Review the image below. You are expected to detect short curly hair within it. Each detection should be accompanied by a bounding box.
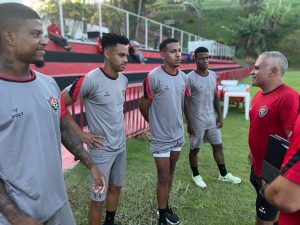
[101,33,130,50]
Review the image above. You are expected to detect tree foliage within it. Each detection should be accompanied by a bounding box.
[234,0,296,56]
[37,0,97,24]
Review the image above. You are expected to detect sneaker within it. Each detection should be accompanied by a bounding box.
[64,46,72,51]
[166,207,180,225]
[157,220,167,225]
[157,207,180,225]
[192,175,207,188]
[218,173,241,184]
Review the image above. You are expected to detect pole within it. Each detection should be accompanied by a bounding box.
[59,0,64,37]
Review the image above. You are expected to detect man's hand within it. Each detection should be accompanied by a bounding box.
[10,213,42,225]
[80,132,104,148]
[216,117,223,128]
[89,165,106,193]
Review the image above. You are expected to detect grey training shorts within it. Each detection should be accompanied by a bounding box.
[89,148,126,201]
[190,127,222,150]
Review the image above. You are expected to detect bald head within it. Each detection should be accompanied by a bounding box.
[0,3,40,33]
[259,51,288,76]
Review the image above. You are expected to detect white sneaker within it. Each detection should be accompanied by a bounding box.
[192,175,207,188]
[218,173,241,184]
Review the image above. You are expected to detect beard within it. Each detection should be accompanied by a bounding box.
[33,60,45,68]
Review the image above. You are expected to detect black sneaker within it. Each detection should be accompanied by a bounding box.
[158,220,167,225]
[165,207,180,225]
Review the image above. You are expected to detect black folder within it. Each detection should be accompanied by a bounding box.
[261,135,289,183]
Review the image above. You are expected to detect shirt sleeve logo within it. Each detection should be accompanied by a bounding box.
[47,96,59,112]
[259,105,268,117]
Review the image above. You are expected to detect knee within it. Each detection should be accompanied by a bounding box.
[212,144,223,152]
[108,185,121,194]
[90,200,103,209]
[190,148,200,155]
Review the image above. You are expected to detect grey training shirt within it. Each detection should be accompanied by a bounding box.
[142,66,189,149]
[67,68,128,152]
[186,70,218,130]
[0,71,67,223]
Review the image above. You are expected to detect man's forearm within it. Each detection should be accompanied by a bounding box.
[0,180,22,223]
[214,93,222,118]
[60,117,94,169]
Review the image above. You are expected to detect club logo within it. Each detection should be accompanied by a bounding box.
[47,96,59,112]
[259,105,268,117]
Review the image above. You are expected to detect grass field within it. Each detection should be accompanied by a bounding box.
[64,69,300,225]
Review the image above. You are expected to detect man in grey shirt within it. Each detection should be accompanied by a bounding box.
[140,38,190,225]
[0,3,105,225]
[62,33,129,225]
[184,46,241,188]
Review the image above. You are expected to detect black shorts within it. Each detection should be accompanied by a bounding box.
[249,169,278,221]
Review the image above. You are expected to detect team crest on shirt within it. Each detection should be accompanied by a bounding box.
[47,96,59,112]
[259,105,268,117]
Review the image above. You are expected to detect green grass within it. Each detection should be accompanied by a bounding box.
[64,69,300,225]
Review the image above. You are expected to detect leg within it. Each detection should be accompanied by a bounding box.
[212,144,241,183]
[88,150,116,225]
[189,148,200,176]
[250,169,277,225]
[103,184,121,225]
[103,150,126,225]
[212,143,225,165]
[169,151,180,192]
[49,35,64,48]
[89,200,104,225]
[106,184,121,211]
[189,131,207,188]
[154,157,171,209]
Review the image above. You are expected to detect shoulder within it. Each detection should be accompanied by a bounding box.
[149,66,162,75]
[34,71,59,92]
[34,70,56,84]
[281,85,298,95]
[208,70,216,77]
[119,73,128,82]
[148,66,163,79]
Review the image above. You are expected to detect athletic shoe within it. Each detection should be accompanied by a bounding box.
[166,207,180,225]
[157,207,180,225]
[192,175,207,188]
[218,173,241,184]
[157,220,167,225]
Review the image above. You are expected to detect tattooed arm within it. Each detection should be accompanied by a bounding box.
[0,180,42,225]
[60,117,105,193]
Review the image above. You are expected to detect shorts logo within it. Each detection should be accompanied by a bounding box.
[258,206,266,214]
[259,105,268,117]
[47,96,59,112]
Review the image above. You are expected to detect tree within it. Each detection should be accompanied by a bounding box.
[234,0,296,57]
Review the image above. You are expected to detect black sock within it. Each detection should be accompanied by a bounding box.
[191,166,199,177]
[274,222,278,225]
[104,210,116,225]
[217,164,227,177]
[158,208,167,223]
